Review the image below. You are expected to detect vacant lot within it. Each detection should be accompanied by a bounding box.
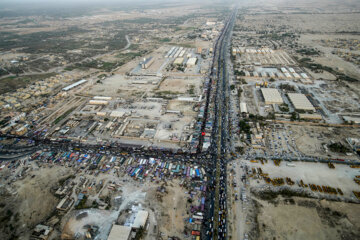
[253,196,360,240]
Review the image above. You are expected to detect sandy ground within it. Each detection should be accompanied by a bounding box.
[0,165,74,240]
[159,76,203,95]
[145,180,188,239]
[290,125,360,159]
[249,160,360,199]
[299,34,360,79]
[255,196,360,240]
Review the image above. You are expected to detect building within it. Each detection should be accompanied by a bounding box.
[173,58,184,65]
[288,93,315,111]
[346,138,360,152]
[186,58,198,67]
[107,225,132,240]
[240,102,248,113]
[342,115,360,124]
[94,96,112,100]
[89,100,109,105]
[31,224,53,240]
[141,57,155,69]
[261,88,283,104]
[178,97,195,102]
[300,73,309,79]
[132,210,149,229]
[110,111,125,118]
[56,196,74,211]
[299,113,322,120]
[62,79,87,91]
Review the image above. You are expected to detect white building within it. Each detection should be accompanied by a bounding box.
[288,93,315,111]
[107,225,132,240]
[186,57,198,67]
[240,102,248,113]
[261,88,283,104]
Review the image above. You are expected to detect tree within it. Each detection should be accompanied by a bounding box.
[290,112,297,121]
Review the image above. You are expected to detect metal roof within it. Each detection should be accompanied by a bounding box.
[261,88,283,104]
[288,93,315,111]
[107,225,132,240]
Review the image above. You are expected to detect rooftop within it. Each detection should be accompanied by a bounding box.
[261,88,283,104]
[107,225,132,240]
[288,93,315,111]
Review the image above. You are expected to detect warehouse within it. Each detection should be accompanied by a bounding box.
[141,57,155,69]
[299,113,322,120]
[300,73,309,79]
[261,88,283,104]
[288,93,315,111]
[89,100,109,105]
[110,111,125,118]
[107,225,132,240]
[132,210,149,229]
[62,79,87,91]
[173,57,184,65]
[94,96,112,100]
[186,57,198,67]
[240,102,248,113]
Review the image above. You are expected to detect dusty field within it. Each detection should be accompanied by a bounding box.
[159,76,203,95]
[253,196,360,240]
[242,12,360,33]
[0,165,74,240]
[89,74,160,96]
[159,78,190,93]
[145,180,188,239]
[167,100,196,116]
[248,160,360,199]
[289,125,360,159]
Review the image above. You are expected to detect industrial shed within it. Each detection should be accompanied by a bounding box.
[186,57,198,67]
[107,225,132,240]
[110,111,125,118]
[62,79,87,91]
[288,93,315,111]
[299,113,322,120]
[132,210,149,229]
[89,100,109,105]
[261,88,283,104]
[173,57,184,65]
[240,102,248,113]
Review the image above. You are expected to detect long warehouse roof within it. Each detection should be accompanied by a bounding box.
[261,88,283,104]
[288,93,315,111]
[62,79,87,91]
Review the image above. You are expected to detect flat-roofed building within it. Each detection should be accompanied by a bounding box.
[107,225,132,240]
[62,79,87,91]
[299,113,322,120]
[186,57,198,67]
[173,58,184,65]
[240,102,248,113]
[132,210,149,229]
[288,93,315,111]
[261,88,283,104]
[89,100,109,105]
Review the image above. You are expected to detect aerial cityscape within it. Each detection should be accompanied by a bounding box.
[0,0,359,239]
